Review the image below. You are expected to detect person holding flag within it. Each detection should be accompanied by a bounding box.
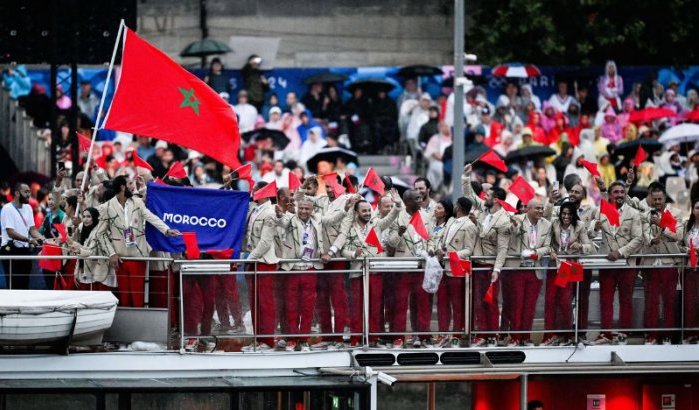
[385,189,434,348]
[638,183,683,345]
[95,176,181,308]
[505,199,552,346]
[428,197,478,348]
[243,181,280,351]
[592,180,643,345]
[543,202,593,346]
[462,165,512,347]
[682,200,699,344]
[338,190,402,348]
[275,197,330,351]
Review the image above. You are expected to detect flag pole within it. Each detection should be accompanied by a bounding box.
[77,19,126,212]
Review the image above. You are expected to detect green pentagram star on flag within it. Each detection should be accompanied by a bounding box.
[178,87,201,115]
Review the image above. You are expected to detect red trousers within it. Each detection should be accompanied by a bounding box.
[350,274,383,342]
[544,270,573,338]
[509,270,542,341]
[274,273,288,333]
[391,272,431,334]
[684,269,699,334]
[437,275,465,332]
[286,269,317,341]
[315,261,349,339]
[245,263,277,346]
[599,268,636,334]
[183,275,215,335]
[116,260,147,307]
[149,269,169,308]
[576,270,593,331]
[644,267,678,337]
[76,281,114,292]
[216,273,243,328]
[499,272,514,333]
[473,267,500,334]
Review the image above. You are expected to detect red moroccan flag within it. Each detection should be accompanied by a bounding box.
[580,159,601,177]
[182,232,200,260]
[102,27,241,169]
[633,146,647,167]
[364,227,384,254]
[76,132,92,153]
[509,176,535,204]
[496,199,517,213]
[52,223,68,243]
[288,172,301,192]
[484,283,495,304]
[600,199,620,227]
[448,252,472,277]
[409,211,430,240]
[232,163,254,192]
[165,162,187,179]
[478,149,507,172]
[659,210,677,233]
[131,150,154,171]
[554,260,584,288]
[344,174,357,193]
[252,181,278,201]
[205,248,234,259]
[362,167,385,195]
[691,240,697,269]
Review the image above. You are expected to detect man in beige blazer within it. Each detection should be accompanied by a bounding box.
[505,199,552,345]
[97,176,180,308]
[593,180,643,345]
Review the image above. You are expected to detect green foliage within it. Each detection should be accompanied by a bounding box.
[466,0,699,65]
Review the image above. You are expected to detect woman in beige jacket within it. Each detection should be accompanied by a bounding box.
[68,207,116,290]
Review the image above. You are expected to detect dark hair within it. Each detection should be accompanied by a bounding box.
[13,182,25,195]
[79,207,100,245]
[414,177,431,191]
[563,173,582,192]
[528,400,544,410]
[112,175,128,192]
[354,199,369,212]
[456,197,472,215]
[559,201,580,227]
[65,195,78,210]
[343,175,358,190]
[438,199,454,220]
[471,181,483,196]
[492,187,507,201]
[608,180,626,192]
[648,182,665,195]
[687,200,699,233]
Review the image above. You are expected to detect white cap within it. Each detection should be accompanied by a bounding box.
[155,140,168,150]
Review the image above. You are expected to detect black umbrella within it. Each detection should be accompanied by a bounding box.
[505,146,556,164]
[241,128,290,150]
[303,72,349,85]
[614,139,664,157]
[398,65,443,78]
[180,39,232,58]
[463,145,492,164]
[306,147,359,174]
[346,78,396,95]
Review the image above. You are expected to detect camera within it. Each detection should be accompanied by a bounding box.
[377,372,397,386]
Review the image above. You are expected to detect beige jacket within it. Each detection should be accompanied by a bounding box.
[96,196,170,258]
[386,209,433,257]
[640,206,684,266]
[245,201,280,264]
[550,219,594,257]
[597,204,643,264]
[277,213,325,271]
[544,202,599,240]
[431,216,478,276]
[74,222,115,286]
[474,208,512,271]
[340,204,401,274]
[505,215,552,270]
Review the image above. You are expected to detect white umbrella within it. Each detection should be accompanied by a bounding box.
[658,123,699,145]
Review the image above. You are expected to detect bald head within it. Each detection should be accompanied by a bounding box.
[379,195,393,217]
[526,199,544,223]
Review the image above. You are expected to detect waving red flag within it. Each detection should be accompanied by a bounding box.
[496,199,517,213]
[409,211,430,240]
[362,167,385,195]
[478,149,507,172]
[580,159,601,177]
[182,232,201,260]
[600,199,620,227]
[253,181,278,201]
[691,240,698,269]
[509,176,535,204]
[102,27,241,169]
[76,132,92,153]
[633,146,648,167]
[322,173,345,197]
[52,223,68,243]
[344,174,357,193]
[165,162,187,179]
[659,210,677,233]
[364,227,384,254]
[131,150,154,171]
[233,163,252,179]
[288,172,301,192]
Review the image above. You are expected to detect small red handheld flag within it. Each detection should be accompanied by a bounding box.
[509,176,535,205]
[633,146,647,167]
[52,223,68,243]
[554,260,584,288]
[362,167,385,195]
[182,232,200,260]
[496,199,517,213]
[205,248,234,259]
[252,181,278,201]
[233,163,252,180]
[484,283,495,304]
[38,244,63,271]
[600,199,620,227]
[448,252,472,277]
[165,162,187,179]
[132,151,154,171]
[659,210,677,233]
[580,159,601,177]
[478,149,508,172]
[288,172,301,192]
[691,240,698,269]
[76,132,92,153]
[344,174,357,194]
[409,211,430,240]
[365,227,384,254]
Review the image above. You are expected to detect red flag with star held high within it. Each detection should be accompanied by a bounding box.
[600,199,620,227]
[288,171,301,192]
[633,146,648,167]
[253,181,278,201]
[509,176,536,205]
[131,150,154,171]
[409,211,430,240]
[477,149,508,172]
[102,27,241,169]
[580,159,601,177]
[165,161,187,179]
[362,167,385,195]
[364,227,384,254]
[76,132,92,153]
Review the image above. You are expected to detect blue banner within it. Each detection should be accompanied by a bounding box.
[145,183,250,257]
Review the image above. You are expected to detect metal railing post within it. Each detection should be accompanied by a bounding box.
[363,256,370,347]
[178,265,185,353]
[253,260,258,350]
[464,269,471,343]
